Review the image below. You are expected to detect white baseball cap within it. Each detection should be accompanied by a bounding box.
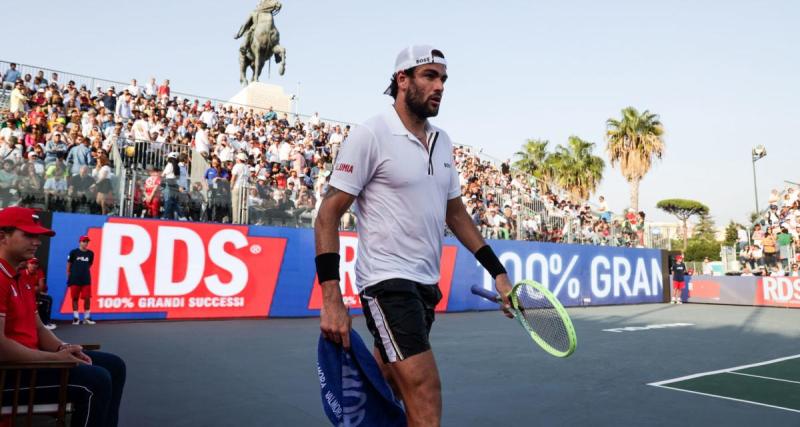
[384,45,447,95]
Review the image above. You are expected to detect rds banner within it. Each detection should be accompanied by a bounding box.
[688,275,800,308]
[46,213,666,320]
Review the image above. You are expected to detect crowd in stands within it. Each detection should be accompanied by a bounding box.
[1,64,118,214]
[738,185,800,276]
[1,62,647,246]
[453,147,646,246]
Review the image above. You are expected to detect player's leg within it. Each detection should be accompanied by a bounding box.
[373,346,402,400]
[384,349,441,427]
[359,280,443,426]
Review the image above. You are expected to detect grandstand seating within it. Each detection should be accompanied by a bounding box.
[0,60,659,248]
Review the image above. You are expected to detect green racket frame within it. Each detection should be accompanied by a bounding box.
[510,280,577,358]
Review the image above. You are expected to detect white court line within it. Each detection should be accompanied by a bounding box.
[651,384,800,414]
[647,354,800,414]
[728,371,800,385]
[648,353,800,386]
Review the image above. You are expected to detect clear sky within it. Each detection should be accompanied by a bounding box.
[3,0,798,227]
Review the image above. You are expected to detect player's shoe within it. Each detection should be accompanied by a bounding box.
[44,323,57,330]
[82,318,96,325]
[676,300,683,305]
[670,298,676,304]
[72,318,80,325]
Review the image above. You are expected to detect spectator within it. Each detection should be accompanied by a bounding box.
[144,77,157,99]
[1,63,21,89]
[44,132,68,165]
[230,152,249,223]
[762,229,778,268]
[161,153,182,220]
[126,79,140,97]
[66,135,92,175]
[141,170,161,218]
[777,226,793,269]
[68,166,95,212]
[9,81,28,114]
[92,153,114,215]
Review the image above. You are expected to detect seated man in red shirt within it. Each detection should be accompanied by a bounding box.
[0,207,126,427]
[17,257,56,330]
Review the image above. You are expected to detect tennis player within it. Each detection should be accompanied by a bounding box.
[315,45,513,426]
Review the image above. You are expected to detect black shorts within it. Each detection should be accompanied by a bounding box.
[360,279,442,364]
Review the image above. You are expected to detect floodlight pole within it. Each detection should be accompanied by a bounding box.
[751,147,766,216]
[752,155,759,215]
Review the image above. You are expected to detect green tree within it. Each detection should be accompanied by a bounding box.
[657,199,710,251]
[693,213,717,241]
[514,139,553,192]
[548,136,605,202]
[724,221,741,247]
[681,238,721,262]
[606,107,665,211]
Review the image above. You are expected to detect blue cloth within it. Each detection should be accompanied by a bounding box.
[317,330,406,427]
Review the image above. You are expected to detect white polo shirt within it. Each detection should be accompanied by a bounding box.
[330,108,461,291]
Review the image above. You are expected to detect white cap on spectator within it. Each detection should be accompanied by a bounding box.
[383,45,447,95]
[237,152,248,161]
[167,152,179,159]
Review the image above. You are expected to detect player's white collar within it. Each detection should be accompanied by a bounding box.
[385,106,431,139]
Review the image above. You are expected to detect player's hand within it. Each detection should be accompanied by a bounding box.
[319,280,352,349]
[495,274,514,319]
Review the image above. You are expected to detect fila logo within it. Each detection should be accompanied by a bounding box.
[443,162,451,168]
[416,57,432,65]
[335,163,354,174]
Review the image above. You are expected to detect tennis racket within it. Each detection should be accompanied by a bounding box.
[471,280,577,358]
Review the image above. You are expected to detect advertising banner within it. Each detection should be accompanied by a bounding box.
[688,275,800,308]
[46,213,665,320]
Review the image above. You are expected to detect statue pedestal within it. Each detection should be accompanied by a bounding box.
[227,82,292,114]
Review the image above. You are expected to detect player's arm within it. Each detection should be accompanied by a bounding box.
[314,186,356,348]
[446,197,513,317]
[314,125,376,348]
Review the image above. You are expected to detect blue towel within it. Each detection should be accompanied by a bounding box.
[317,330,406,426]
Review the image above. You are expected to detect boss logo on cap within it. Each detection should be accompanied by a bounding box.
[416,57,432,65]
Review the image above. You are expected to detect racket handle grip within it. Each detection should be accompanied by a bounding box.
[471,285,500,303]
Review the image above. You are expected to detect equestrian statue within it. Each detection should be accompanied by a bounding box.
[235,0,287,85]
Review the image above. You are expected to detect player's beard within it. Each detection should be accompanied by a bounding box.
[404,80,440,119]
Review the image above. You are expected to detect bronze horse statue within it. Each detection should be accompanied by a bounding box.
[235,0,287,85]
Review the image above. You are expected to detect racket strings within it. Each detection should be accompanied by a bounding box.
[514,285,571,353]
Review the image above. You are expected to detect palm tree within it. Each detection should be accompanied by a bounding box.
[549,136,605,202]
[606,107,665,211]
[513,139,553,192]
